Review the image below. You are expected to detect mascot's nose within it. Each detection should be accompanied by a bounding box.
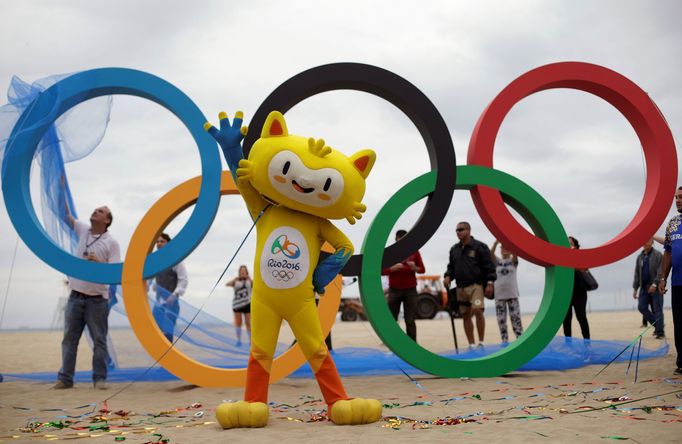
[296,176,313,188]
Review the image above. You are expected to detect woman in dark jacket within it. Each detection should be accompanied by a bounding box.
[562,236,591,339]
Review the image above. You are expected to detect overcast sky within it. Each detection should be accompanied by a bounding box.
[0,1,680,331]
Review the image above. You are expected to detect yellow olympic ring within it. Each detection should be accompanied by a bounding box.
[121,171,341,387]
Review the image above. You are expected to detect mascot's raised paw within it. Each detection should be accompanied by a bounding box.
[216,400,269,429]
[329,398,382,425]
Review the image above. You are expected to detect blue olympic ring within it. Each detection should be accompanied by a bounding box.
[1,68,221,284]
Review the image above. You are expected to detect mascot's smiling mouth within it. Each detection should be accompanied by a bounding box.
[292,180,314,194]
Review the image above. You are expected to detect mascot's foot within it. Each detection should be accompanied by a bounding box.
[215,400,269,429]
[329,398,382,425]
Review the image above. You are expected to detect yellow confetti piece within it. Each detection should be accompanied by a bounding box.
[285,417,304,422]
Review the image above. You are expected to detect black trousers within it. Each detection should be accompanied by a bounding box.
[563,290,591,340]
[387,287,418,341]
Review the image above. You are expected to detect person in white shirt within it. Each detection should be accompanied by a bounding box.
[226,265,253,347]
[55,205,120,390]
[490,240,523,344]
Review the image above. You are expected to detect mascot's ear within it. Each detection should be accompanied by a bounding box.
[349,149,376,179]
[260,111,289,138]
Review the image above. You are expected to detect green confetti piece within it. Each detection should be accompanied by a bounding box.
[406,401,432,407]
[601,436,629,440]
[472,394,481,400]
[382,403,401,409]
[642,406,652,414]
[517,415,551,420]
[114,438,126,442]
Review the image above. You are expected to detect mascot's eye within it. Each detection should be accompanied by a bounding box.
[282,161,291,175]
[323,178,332,192]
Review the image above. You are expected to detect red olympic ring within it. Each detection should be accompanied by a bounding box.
[468,62,678,268]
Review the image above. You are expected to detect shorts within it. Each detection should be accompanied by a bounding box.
[233,304,251,314]
[456,284,485,314]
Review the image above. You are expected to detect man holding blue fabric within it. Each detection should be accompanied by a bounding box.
[659,186,682,376]
[54,204,120,390]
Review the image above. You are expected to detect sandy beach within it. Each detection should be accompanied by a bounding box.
[1,309,680,443]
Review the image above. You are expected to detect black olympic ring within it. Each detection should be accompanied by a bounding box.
[243,63,457,276]
[272,270,295,281]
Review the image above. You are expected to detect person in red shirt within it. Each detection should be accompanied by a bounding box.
[382,230,425,341]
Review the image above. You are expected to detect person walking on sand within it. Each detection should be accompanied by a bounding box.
[226,265,253,347]
[443,222,496,349]
[658,186,682,375]
[490,240,523,344]
[151,233,188,343]
[382,229,425,342]
[633,238,664,339]
[562,236,591,340]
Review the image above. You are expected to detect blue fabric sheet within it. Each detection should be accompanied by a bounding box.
[3,336,668,382]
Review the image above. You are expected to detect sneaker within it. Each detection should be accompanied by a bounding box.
[655,334,665,339]
[477,343,485,349]
[53,380,73,389]
[674,368,682,376]
[93,380,108,390]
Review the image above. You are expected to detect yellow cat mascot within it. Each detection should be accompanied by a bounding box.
[204,110,382,428]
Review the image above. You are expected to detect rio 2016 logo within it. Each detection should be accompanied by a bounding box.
[1,62,676,386]
[271,234,301,259]
[261,227,308,290]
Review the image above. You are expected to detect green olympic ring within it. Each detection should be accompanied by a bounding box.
[360,165,574,377]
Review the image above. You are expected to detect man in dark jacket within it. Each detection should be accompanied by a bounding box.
[633,238,664,338]
[443,222,496,349]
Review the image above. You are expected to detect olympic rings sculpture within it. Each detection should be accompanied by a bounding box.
[1,62,677,384]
